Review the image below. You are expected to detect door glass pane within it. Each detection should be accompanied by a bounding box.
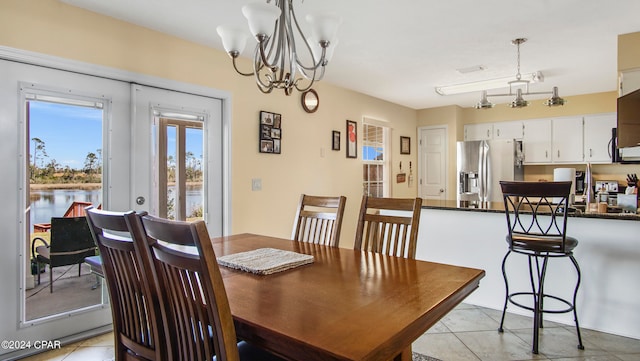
[27,99,103,321]
[160,119,204,221]
[185,127,203,221]
[166,125,177,219]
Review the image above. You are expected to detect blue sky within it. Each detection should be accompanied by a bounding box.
[30,101,102,169]
[30,101,203,169]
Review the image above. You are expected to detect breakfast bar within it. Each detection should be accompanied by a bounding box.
[415,200,640,340]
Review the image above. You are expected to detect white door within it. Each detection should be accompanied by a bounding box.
[0,59,126,356]
[418,126,447,200]
[131,84,224,235]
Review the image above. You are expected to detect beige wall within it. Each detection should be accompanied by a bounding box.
[0,0,418,248]
[618,31,640,71]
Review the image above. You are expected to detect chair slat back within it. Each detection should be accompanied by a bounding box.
[292,194,346,247]
[500,181,572,251]
[85,207,166,361]
[354,196,422,259]
[140,215,240,361]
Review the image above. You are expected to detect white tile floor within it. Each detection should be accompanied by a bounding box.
[18,303,640,361]
[413,303,640,361]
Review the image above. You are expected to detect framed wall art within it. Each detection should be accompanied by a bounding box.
[400,136,411,155]
[259,111,282,154]
[332,130,340,151]
[346,120,357,158]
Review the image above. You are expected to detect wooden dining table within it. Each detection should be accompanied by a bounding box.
[211,233,485,361]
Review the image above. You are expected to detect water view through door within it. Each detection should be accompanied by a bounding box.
[30,186,204,226]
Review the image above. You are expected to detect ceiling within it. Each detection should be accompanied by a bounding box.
[60,0,640,110]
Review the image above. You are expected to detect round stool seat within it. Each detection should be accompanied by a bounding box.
[507,235,578,254]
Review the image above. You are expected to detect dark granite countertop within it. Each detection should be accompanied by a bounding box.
[421,199,640,221]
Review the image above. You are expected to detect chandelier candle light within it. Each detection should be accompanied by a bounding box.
[217,0,341,95]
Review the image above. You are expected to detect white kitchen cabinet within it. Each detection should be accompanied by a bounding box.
[552,116,584,163]
[584,113,616,163]
[522,118,552,164]
[464,123,493,141]
[493,120,523,140]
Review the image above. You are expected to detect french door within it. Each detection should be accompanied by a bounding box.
[0,59,225,359]
[131,84,223,234]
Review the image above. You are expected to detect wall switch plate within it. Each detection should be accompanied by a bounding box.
[251,178,262,191]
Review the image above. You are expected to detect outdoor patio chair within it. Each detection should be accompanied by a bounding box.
[31,216,97,293]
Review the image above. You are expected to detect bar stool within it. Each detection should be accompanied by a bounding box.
[498,181,584,354]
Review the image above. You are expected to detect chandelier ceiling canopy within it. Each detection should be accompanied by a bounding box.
[217,0,341,95]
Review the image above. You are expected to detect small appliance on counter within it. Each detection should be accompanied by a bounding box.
[595,180,619,206]
[575,171,585,194]
[554,168,576,204]
[617,194,638,213]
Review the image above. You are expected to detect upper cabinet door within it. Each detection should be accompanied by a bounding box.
[584,113,616,163]
[464,123,493,141]
[522,118,552,164]
[494,120,523,140]
[552,116,584,163]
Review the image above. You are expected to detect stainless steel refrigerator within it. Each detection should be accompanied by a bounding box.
[457,139,524,204]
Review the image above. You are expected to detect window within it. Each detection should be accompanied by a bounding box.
[362,121,389,197]
[25,94,104,321]
[158,118,204,221]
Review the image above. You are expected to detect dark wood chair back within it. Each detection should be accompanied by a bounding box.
[85,207,167,361]
[354,196,422,259]
[139,215,241,361]
[500,181,573,254]
[291,194,346,247]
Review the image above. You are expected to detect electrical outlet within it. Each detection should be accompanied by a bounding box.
[251,178,262,191]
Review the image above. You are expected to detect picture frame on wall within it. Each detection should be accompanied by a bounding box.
[332,130,340,151]
[400,136,411,155]
[259,111,282,154]
[346,120,357,158]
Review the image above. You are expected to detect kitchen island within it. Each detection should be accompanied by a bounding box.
[415,200,640,340]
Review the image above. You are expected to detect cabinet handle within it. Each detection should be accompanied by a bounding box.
[487,130,490,138]
[590,149,593,157]
[558,150,560,158]
[545,150,548,158]
[497,129,500,137]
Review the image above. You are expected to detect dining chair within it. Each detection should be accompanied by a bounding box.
[354,195,422,259]
[291,194,346,247]
[139,214,284,361]
[85,207,168,361]
[498,181,584,354]
[31,216,97,293]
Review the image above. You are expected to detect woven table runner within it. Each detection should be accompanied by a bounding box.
[217,248,314,275]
